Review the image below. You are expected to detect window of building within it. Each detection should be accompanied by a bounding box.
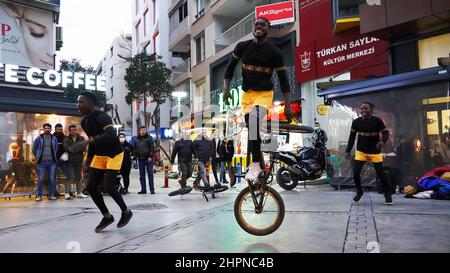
[323,82,448,190]
[195,79,207,113]
[110,46,113,58]
[195,33,205,64]
[333,0,365,19]
[196,0,205,19]
[0,112,83,195]
[110,67,113,78]
[418,33,450,69]
[110,87,114,98]
[143,8,149,38]
[135,20,140,47]
[170,1,188,32]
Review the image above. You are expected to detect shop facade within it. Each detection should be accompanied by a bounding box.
[295,0,450,188]
[0,65,106,196]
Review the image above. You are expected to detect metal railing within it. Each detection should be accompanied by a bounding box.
[171,58,191,83]
[214,11,255,53]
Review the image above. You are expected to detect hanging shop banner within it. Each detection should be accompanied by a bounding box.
[0,2,55,70]
[295,29,389,83]
[255,1,295,26]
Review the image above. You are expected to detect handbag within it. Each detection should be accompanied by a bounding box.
[59,152,69,161]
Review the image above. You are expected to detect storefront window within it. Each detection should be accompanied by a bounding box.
[326,81,450,187]
[0,112,81,195]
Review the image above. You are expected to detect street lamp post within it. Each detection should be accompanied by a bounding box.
[172,91,187,137]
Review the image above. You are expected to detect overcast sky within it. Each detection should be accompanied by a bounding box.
[56,0,132,69]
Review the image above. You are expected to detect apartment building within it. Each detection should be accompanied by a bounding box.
[96,34,133,133]
[169,0,300,134]
[132,0,172,137]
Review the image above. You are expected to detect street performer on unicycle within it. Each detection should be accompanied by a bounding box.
[223,17,295,236]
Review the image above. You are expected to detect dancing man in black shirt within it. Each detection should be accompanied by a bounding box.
[346,102,393,205]
[223,17,293,179]
[77,92,133,232]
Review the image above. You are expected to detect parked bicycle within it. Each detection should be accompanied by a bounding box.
[168,159,228,202]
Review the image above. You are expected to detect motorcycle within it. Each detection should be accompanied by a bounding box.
[274,125,334,190]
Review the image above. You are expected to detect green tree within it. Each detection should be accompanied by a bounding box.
[59,58,107,106]
[124,53,172,150]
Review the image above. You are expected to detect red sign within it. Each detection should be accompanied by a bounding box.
[295,29,389,83]
[255,1,295,26]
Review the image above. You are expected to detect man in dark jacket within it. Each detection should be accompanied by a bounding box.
[54,123,68,197]
[132,126,155,194]
[119,133,133,194]
[219,138,235,186]
[32,123,58,201]
[170,131,193,188]
[63,125,88,199]
[210,129,221,185]
[192,129,214,188]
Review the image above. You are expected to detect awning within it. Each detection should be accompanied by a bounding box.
[317,66,450,100]
[0,85,79,116]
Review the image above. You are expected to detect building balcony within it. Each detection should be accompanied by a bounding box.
[213,7,292,54]
[332,0,365,33]
[359,0,450,40]
[170,58,192,86]
[214,11,255,53]
[169,17,191,52]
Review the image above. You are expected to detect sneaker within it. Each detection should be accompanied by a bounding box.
[49,196,57,201]
[77,193,89,198]
[65,193,72,200]
[138,191,147,194]
[178,179,187,188]
[352,191,364,203]
[223,180,229,184]
[150,191,155,195]
[385,195,394,205]
[245,162,262,181]
[35,196,42,202]
[193,182,200,190]
[117,210,133,228]
[95,215,115,233]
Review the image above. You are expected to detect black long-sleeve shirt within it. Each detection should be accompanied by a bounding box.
[224,39,290,93]
[346,116,389,154]
[81,110,123,158]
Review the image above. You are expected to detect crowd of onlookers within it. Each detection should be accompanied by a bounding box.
[32,123,235,201]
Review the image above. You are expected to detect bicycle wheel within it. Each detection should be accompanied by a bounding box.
[234,185,285,236]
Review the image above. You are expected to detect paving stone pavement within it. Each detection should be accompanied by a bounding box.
[0,181,449,253]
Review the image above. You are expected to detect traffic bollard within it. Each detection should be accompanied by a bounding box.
[237,162,241,184]
[163,165,170,188]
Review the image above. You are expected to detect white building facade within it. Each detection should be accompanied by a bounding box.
[132,0,172,138]
[96,34,133,133]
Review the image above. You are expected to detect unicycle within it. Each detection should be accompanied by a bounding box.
[229,107,313,236]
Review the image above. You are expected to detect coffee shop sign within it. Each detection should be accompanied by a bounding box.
[0,63,106,91]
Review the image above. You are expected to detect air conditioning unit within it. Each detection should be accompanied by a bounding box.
[56,26,63,51]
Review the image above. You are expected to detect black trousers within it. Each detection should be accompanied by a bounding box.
[353,160,392,196]
[245,105,268,169]
[120,163,131,190]
[87,168,128,215]
[180,162,193,181]
[211,158,220,184]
